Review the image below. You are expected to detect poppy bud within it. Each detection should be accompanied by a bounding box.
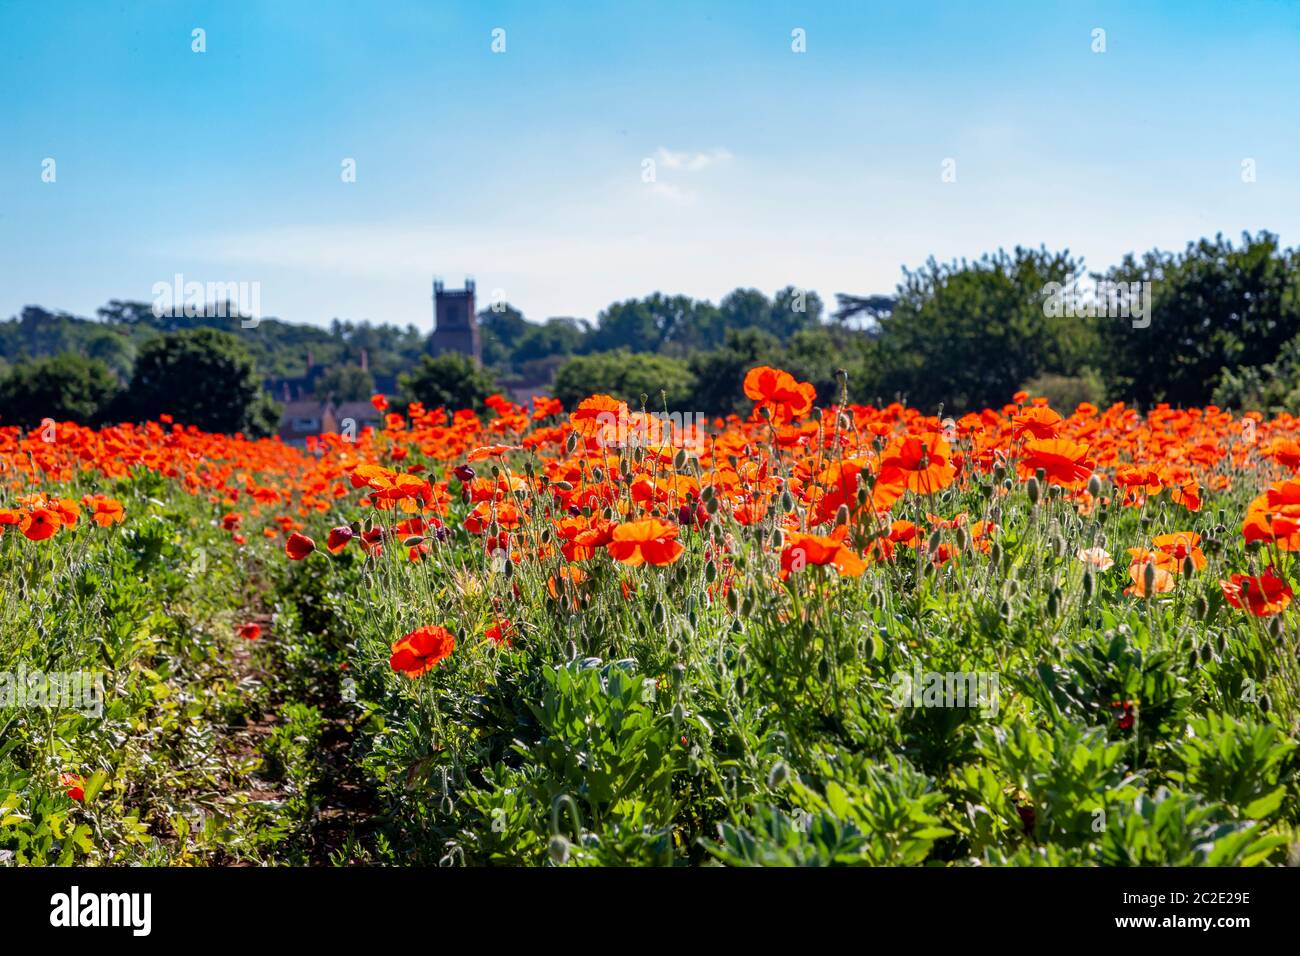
[566,431,579,452]
[1193,595,1208,620]
[549,835,570,865]
[591,466,604,482]
[452,464,475,483]
[1143,561,1156,596]
[1087,474,1102,498]
[768,761,789,788]
[1083,568,1094,600]
[1026,477,1041,505]
[1182,555,1195,577]
[725,588,739,614]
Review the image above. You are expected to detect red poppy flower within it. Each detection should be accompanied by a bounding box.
[60,772,85,802]
[326,526,354,554]
[1221,567,1293,617]
[285,532,316,560]
[238,623,261,641]
[389,625,456,678]
[21,508,61,541]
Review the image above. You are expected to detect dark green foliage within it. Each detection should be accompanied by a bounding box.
[115,328,281,437]
[313,364,375,402]
[399,353,500,412]
[0,353,122,427]
[551,350,696,410]
[1096,232,1300,408]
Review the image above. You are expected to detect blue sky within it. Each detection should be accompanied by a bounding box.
[2,0,1297,330]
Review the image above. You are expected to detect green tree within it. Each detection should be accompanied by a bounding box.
[0,353,122,427]
[875,247,1089,411]
[314,364,375,402]
[514,318,588,365]
[478,303,531,369]
[686,329,781,415]
[399,353,500,412]
[118,328,280,436]
[1095,232,1300,407]
[552,350,696,410]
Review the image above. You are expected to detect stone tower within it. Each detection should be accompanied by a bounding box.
[430,278,481,363]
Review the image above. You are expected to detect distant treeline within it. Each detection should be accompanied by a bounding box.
[2,231,1298,435]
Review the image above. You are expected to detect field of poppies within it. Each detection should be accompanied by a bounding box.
[2,365,1299,866]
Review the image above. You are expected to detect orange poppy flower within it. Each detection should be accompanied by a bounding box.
[1151,532,1206,572]
[606,518,685,566]
[780,528,866,580]
[1124,549,1175,597]
[878,433,956,495]
[743,366,816,423]
[1019,439,1095,489]
[1012,406,1063,441]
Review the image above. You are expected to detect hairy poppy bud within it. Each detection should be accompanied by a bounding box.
[768,761,789,788]
[549,835,570,865]
[1026,477,1041,506]
[1087,474,1102,498]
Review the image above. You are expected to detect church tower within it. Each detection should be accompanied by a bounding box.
[430,278,481,363]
